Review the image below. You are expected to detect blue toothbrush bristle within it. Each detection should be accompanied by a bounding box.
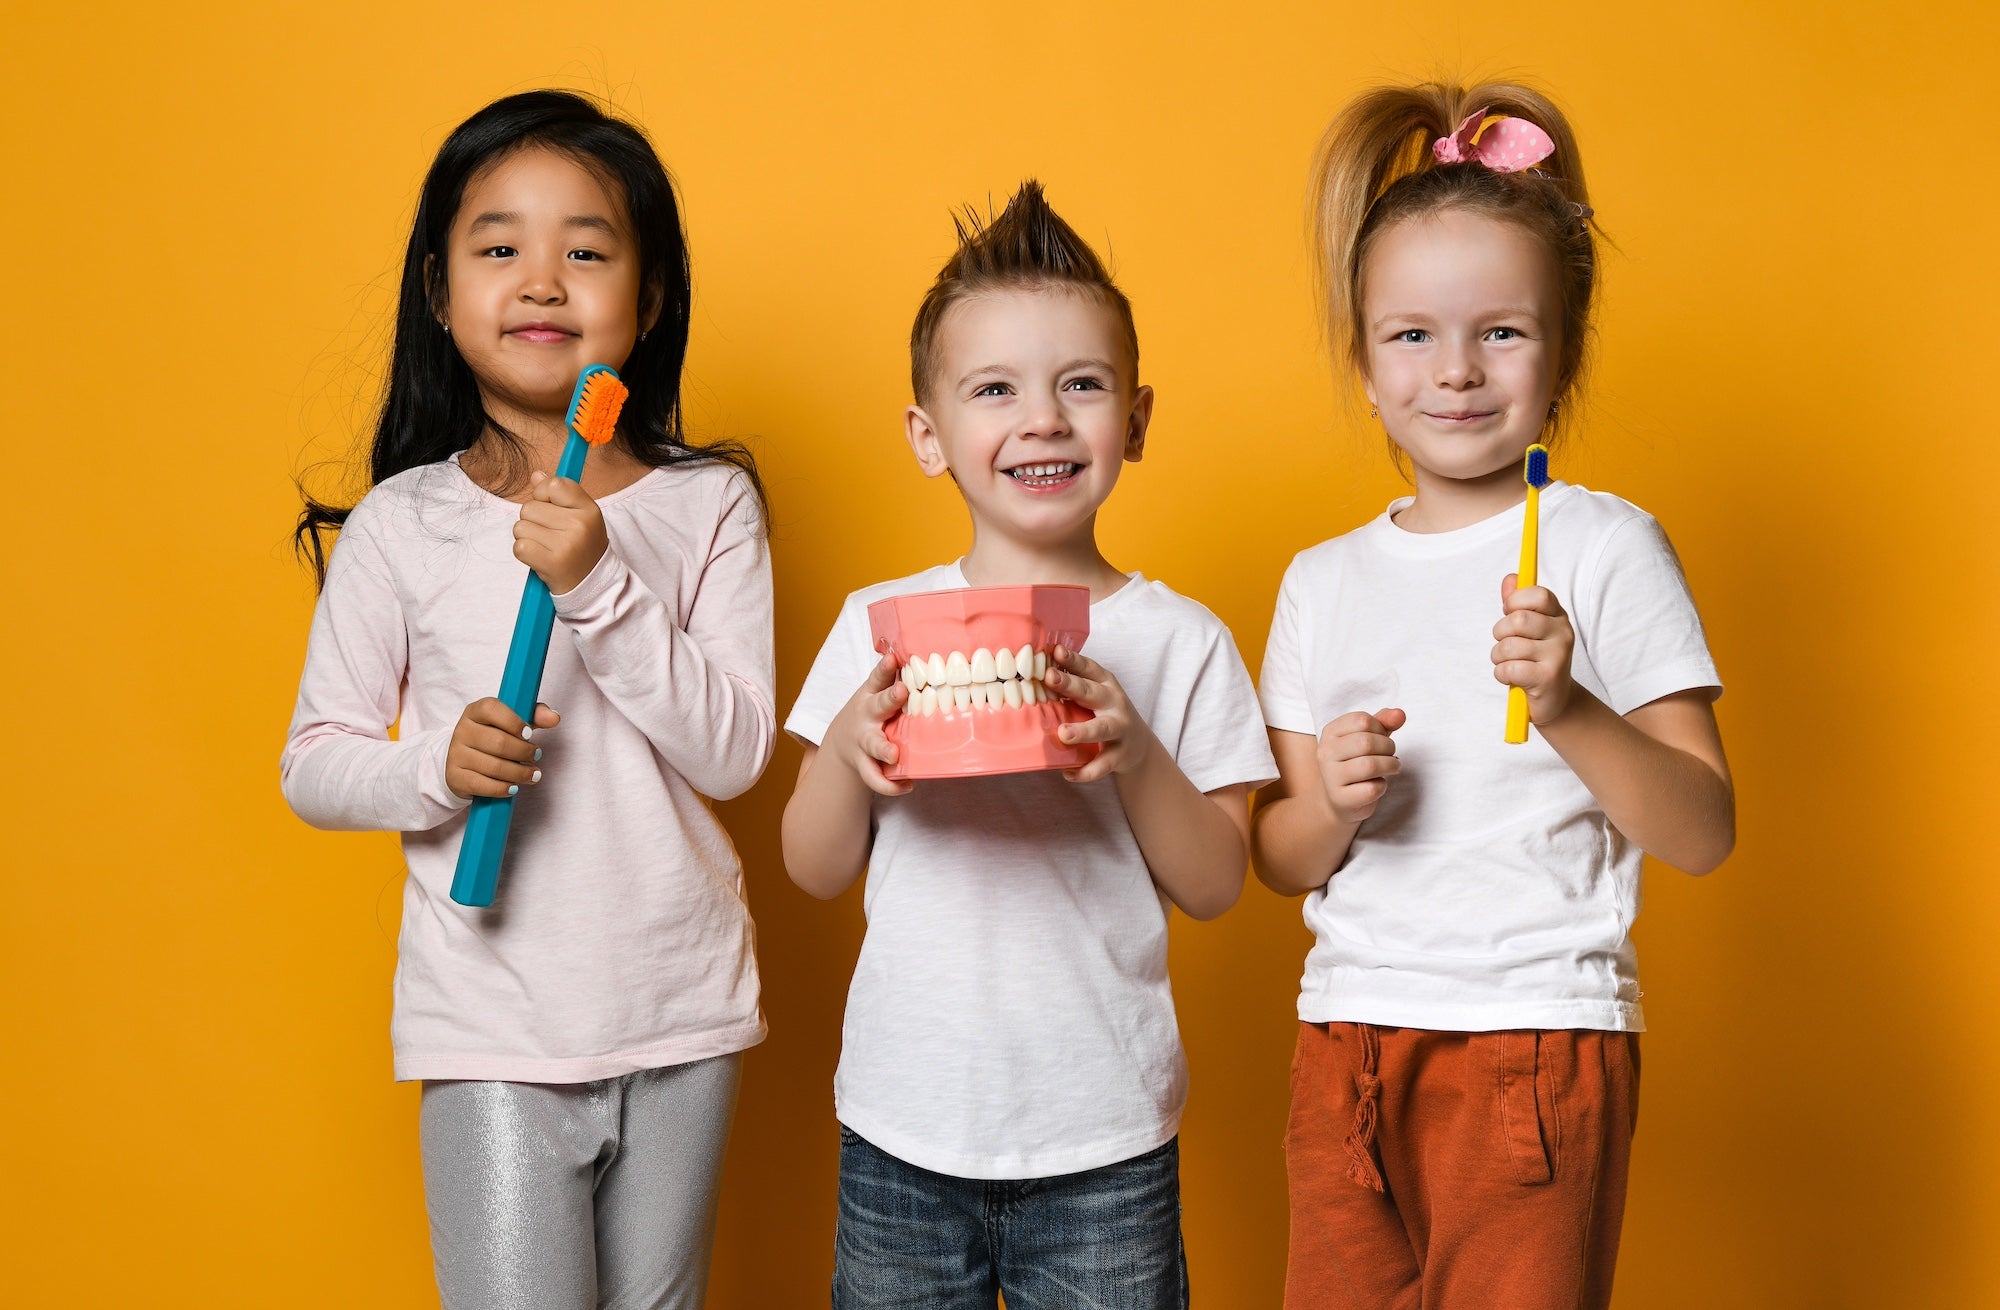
[1524,445,1551,488]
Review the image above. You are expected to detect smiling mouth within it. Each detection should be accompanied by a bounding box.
[1004,462,1082,488]
[1426,411,1497,424]
[508,323,577,343]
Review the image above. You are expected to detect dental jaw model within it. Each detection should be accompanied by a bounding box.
[867,585,1098,780]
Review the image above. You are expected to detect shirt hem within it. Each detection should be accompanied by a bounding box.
[833,1102,1183,1181]
[1298,993,1645,1033]
[393,1018,767,1084]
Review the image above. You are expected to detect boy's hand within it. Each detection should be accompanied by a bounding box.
[824,651,914,797]
[514,470,608,595]
[1315,709,1406,825]
[446,698,560,800]
[1047,646,1156,784]
[1493,575,1577,725]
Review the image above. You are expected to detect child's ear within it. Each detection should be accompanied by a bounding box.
[905,405,951,479]
[639,276,665,338]
[423,254,450,329]
[1122,384,1155,464]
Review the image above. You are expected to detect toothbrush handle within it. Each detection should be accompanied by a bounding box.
[449,434,591,907]
[1504,486,1540,745]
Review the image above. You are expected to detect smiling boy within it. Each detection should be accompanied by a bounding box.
[781,183,1277,1308]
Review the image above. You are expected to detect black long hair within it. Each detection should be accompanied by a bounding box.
[294,90,766,585]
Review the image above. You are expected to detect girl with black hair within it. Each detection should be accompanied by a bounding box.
[281,91,773,1309]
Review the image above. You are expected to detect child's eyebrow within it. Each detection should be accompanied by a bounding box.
[1058,357,1119,375]
[464,212,619,237]
[955,363,1020,388]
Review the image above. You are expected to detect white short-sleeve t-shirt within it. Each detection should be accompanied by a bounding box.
[787,562,1277,1180]
[1259,483,1721,1033]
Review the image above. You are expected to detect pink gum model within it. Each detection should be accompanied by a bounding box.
[867,585,1099,781]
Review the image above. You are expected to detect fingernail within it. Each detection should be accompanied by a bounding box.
[533,748,543,761]
[531,770,543,783]
[522,727,534,741]
[507,784,520,796]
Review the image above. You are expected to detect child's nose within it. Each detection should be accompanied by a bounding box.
[516,255,566,304]
[1435,345,1483,388]
[1018,391,1069,438]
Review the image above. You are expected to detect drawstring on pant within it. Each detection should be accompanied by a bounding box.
[1343,1023,1385,1192]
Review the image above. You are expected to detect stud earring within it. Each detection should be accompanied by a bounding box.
[640,330,648,342]
[441,322,450,335]
[1369,405,1379,419]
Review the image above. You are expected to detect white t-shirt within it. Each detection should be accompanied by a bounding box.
[786,562,1277,1180]
[1259,483,1721,1033]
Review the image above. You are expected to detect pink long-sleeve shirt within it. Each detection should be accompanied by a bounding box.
[281,455,774,1082]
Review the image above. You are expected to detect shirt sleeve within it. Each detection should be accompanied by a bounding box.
[279,506,466,833]
[1572,513,1722,716]
[1167,618,1281,796]
[783,594,875,748]
[1258,556,1316,736]
[550,473,776,801]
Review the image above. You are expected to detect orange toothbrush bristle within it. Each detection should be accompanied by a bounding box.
[571,371,629,446]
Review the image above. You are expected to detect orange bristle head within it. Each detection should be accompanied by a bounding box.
[568,367,629,446]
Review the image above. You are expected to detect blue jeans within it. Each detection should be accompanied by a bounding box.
[832,1126,1189,1309]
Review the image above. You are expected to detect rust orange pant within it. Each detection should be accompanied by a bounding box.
[1284,1022,1639,1310]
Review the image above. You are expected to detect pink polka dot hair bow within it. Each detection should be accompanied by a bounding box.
[1432,109,1556,172]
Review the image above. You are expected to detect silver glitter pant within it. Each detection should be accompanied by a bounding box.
[419,1053,741,1310]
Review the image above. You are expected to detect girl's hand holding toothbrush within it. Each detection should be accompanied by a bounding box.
[446,698,561,800]
[1493,575,1577,727]
[513,470,608,595]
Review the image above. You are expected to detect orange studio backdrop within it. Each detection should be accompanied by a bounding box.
[3,1,1995,1305]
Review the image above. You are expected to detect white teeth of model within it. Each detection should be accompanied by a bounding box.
[969,682,989,710]
[994,646,1017,681]
[918,686,938,717]
[902,660,922,693]
[926,654,946,688]
[1033,649,1049,679]
[1021,678,1038,706]
[946,651,972,686]
[953,685,972,711]
[1014,645,1033,678]
[1002,679,1023,708]
[970,648,996,683]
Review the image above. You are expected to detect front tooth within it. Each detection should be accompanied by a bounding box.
[946,651,972,686]
[918,686,938,716]
[1014,645,1033,679]
[969,683,989,709]
[971,648,996,683]
[1033,649,1049,679]
[1001,679,1023,708]
[926,654,946,688]
[902,660,922,693]
[953,685,972,711]
[995,647,1017,681]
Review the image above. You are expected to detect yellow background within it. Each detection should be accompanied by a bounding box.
[4,1,1995,1305]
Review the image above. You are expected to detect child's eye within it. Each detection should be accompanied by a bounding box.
[1487,327,1521,341]
[484,246,518,259]
[568,249,603,262]
[1063,377,1106,392]
[1395,329,1430,344]
[974,383,1013,398]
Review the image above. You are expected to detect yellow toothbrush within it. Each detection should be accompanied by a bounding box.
[1505,444,1551,744]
